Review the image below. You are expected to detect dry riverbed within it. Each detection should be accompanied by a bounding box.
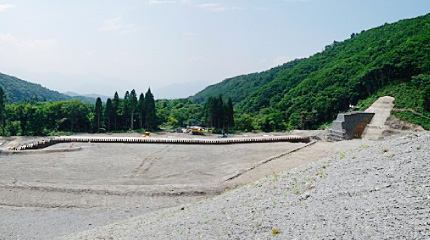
[0,131,375,239]
[63,133,430,240]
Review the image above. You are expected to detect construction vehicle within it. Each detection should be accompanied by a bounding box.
[189,126,205,135]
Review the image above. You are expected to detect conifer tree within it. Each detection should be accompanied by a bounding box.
[215,95,224,131]
[205,97,214,128]
[112,92,120,130]
[122,91,130,130]
[94,97,102,133]
[104,98,114,131]
[138,93,145,129]
[129,89,138,130]
[144,88,156,130]
[225,97,234,132]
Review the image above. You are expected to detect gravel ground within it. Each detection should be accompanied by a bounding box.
[62,133,430,239]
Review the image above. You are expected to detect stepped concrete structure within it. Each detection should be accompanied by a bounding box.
[361,96,395,140]
[328,112,375,140]
[328,96,395,141]
[7,135,311,151]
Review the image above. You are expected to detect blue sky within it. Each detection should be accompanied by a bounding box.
[0,0,429,98]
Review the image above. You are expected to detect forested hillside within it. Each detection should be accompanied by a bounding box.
[0,73,71,103]
[190,59,303,104]
[192,13,430,130]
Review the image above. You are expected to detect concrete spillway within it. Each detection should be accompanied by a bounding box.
[8,135,311,151]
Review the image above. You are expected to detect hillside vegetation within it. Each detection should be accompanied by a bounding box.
[0,73,71,103]
[192,14,430,131]
[1,14,430,134]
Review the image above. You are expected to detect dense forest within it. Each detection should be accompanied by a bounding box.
[192,13,430,131]
[0,73,96,104]
[0,73,70,103]
[0,88,158,136]
[1,13,430,136]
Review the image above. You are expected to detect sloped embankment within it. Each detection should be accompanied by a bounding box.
[61,133,430,239]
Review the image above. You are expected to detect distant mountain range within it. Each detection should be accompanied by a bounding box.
[63,91,109,103]
[154,81,210,99]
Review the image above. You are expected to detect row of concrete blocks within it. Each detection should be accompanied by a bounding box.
[7,139,59,151]
[10,135,311,151]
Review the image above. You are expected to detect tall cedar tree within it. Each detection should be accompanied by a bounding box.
[104,98,114,131]
[205,97,214,128]
[112,92,119,130]
[215,95,224,130]
[204,96,234,132]
[138,93,145,129]
[122,91,130,130]
[225,97,234,132]
[129,89,138,130]
[94,97,102,133]
[144,88,156,130]
[0,87,5,135]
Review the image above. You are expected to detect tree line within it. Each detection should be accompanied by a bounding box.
[0,86,238,136]
[95,88,157,132]
[203,96,234,133]
[0,87,157,136]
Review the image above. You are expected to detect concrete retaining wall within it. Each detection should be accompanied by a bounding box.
[9,135,311,151]
[328,112,375,140]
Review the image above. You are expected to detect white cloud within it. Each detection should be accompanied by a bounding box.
[98,17,138,33]
[199,2,240,12]
[0,33,58,52]
[0,4,14,12]
[98,17,123,31]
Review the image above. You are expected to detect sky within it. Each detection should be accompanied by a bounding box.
[0,0,429,99]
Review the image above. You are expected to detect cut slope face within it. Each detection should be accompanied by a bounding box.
[362,96,395,140]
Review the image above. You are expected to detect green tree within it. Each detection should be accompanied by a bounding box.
[112,92,120,130]
[94,97,103,133]
[0,87,5,135]
[122,91,130,130]
[204,97,214,128]
[214,95,224,131]
[144,88,157,130]
[225,97,234,132]
[138,93,145,129]
[422,85,430,112]
[129,89,138,130]
[104,98,114,131]
[61,100,91,132]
